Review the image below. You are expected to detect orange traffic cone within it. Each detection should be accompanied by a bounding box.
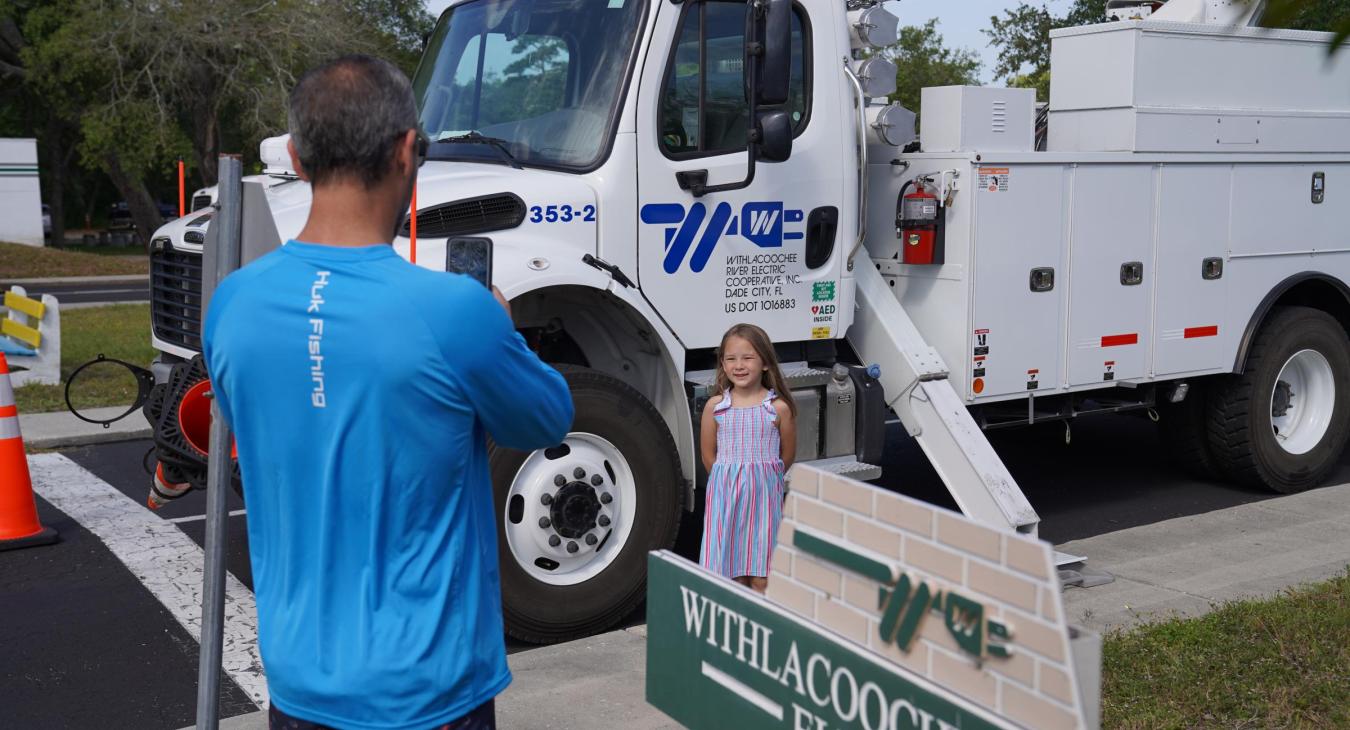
[0,353,58,551]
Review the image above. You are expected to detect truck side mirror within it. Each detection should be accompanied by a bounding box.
[757,110,792,162]
[752,0,792,106]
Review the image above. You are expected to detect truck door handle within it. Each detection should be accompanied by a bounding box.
[805,206,839,269]
[1030,267,1055,292]
[1120,261,1144,286]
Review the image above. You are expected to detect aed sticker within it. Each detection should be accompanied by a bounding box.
[811,303,837,325]
[812,326,832,340]
[977,167,1010,193]
[812,281,836,302]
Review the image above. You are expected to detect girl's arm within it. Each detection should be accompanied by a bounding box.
[700,396,720,473]
[775,399,796,470]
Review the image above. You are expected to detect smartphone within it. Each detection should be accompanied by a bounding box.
[445,237,493,288]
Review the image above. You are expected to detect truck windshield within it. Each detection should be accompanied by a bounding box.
[413,0,647,171]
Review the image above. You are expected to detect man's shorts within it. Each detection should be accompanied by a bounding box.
[268,699,495,730]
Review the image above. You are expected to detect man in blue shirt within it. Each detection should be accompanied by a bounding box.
[203,55,574,729]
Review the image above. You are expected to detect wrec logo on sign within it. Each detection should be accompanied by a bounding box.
[641,201,805,273]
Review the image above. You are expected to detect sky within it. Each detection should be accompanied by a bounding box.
[422,0,1083,83]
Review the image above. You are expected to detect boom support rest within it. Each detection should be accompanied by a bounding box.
[847,262,1041,536]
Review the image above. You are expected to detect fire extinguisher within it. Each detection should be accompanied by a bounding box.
[896,178,944,265]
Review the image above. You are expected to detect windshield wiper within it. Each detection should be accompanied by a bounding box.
[434,132,523,170]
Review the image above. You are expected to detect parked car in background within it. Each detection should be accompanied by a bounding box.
[109,201,178,231]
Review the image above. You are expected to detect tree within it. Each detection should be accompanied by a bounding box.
[1,0,432,246]
[983,0,1103,101]
[885,19,982,116]
[1264,0,1350,38]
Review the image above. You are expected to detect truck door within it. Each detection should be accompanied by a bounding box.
[635,0,849,349]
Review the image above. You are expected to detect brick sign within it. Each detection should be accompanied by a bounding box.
[647,465,1095,730]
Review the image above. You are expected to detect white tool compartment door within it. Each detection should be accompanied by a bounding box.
[1067,165,1155,386]
[971,164,1067,398]
[634,0,847,349]
[1153,165,1231,376]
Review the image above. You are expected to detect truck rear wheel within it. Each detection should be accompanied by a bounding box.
[1157,382,1220,480]
[1206,306,1350,493]
[490,366,683,643]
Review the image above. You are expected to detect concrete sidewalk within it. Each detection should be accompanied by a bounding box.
[1,273,148,287]
[21,405,150,449]
[1059,482,1350,633]
[180,483,1350,730]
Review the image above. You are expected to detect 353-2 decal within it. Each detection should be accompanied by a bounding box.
[529,204,596,223]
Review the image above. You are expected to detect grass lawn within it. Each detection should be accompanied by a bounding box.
[13,303,157,414]
[1103,570,1350,729]
[0,240,147,279]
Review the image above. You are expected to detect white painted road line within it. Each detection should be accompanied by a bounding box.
[168,509,248,524]
[28,453,267,707]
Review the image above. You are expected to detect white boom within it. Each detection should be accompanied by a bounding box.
[848,262,1041,536]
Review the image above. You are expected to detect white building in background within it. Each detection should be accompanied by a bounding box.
[0,138,44,247]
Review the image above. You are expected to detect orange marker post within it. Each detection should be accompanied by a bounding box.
[177,159,186,217]
[410,184,418,265]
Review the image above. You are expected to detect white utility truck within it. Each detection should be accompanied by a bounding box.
[147,0,1350,642]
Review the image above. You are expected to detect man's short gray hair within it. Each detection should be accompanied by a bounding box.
[288,55,418,189]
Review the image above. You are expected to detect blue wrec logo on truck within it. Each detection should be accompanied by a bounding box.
[641,202,805,274]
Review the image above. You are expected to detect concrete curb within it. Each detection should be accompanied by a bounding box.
[1,274,149,287]
[20,407,151,450]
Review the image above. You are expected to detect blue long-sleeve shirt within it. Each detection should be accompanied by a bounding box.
[202,240,573,729]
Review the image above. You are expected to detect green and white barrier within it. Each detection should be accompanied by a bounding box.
[2,286,61,387]
[647,463,1101,730]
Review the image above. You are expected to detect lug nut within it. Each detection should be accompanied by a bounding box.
[600,492,613,504]
[585,534,598,546]
[548,535,561,547]
[540,494,553,506]
[554,474,566,487]
[591,474,603,486]
[598,515,611,527]
[566,541,579,554]
[573,467,586,479]
[538,517,551,529]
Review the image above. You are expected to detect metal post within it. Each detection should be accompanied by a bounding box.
[196,155,243,729]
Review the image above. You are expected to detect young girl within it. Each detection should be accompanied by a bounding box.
[699,323,797,593]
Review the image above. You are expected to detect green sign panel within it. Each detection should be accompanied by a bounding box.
[647,552,1015,730]
[812,282,837,302]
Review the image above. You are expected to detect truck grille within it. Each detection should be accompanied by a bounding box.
[151,248,203,352]
[399,193,525,238]
[191,194,212,212]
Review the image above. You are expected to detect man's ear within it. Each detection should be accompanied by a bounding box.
[287,138,310,182]
[397,129,419,175]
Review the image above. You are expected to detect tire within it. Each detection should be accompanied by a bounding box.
[1156,381,1221,480]
[490,365,684,643]
[1206,306,1350,493]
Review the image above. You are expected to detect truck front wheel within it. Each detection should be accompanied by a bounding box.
[1206,306,1350,493]
[490,366,684,643]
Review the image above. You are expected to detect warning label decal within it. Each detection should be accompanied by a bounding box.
[977,167,1010,193]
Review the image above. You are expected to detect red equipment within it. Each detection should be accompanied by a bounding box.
[898,180,944,266]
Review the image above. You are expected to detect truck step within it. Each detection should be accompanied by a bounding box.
[798,456,882,482]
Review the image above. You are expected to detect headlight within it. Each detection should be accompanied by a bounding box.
[151,237,170,252]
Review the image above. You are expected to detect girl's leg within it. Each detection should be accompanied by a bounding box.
[747,576,768,594]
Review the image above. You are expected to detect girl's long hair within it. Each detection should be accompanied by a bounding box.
[714,323,798,416]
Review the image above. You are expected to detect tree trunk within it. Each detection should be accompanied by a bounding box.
[43,116,67,247]
[104,153,162,249]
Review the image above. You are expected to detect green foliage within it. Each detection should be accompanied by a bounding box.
[1103,570,1350,729]
[1265,0,1350,49]
[983,0,1103,101]
[886,20,982,115]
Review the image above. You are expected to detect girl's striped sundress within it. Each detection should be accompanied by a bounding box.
[699,389,785,579]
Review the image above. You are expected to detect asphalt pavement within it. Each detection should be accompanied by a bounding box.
[2,274,149,306]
